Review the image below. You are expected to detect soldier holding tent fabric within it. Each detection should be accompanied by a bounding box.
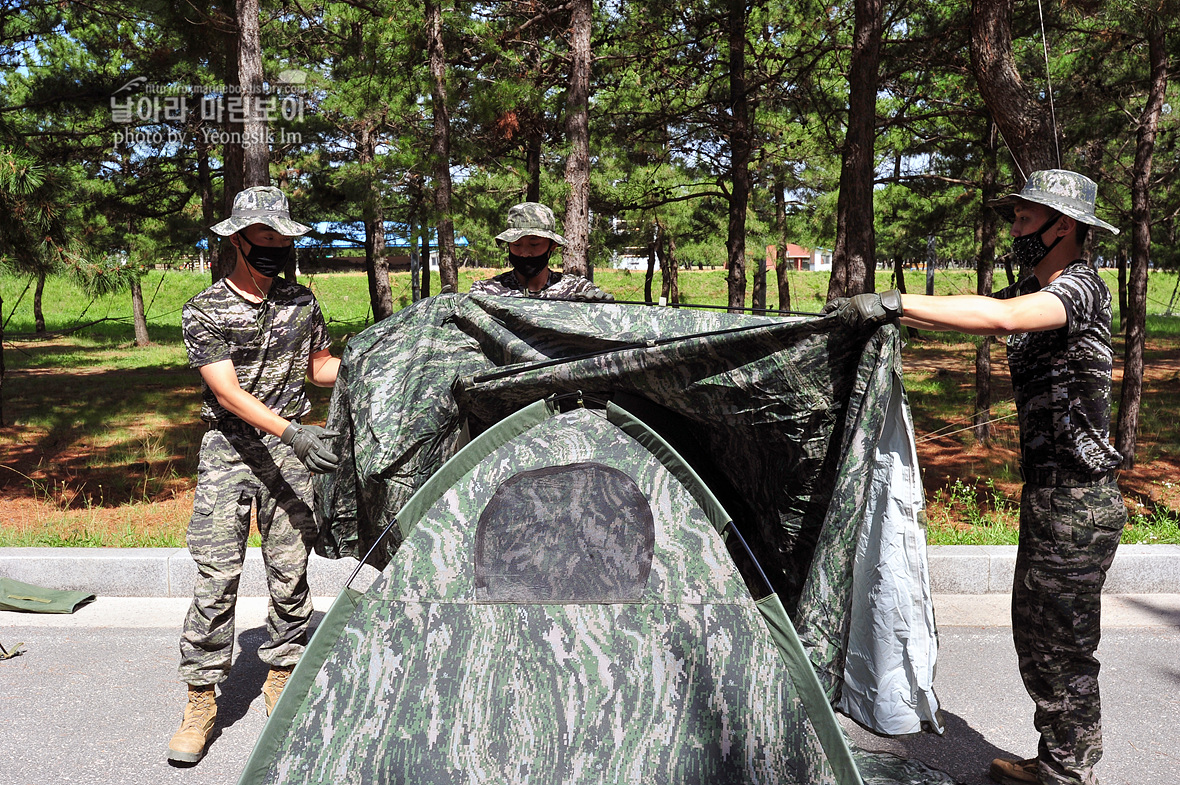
[470,201,614,302]
[826,169,1125,785]
[167,186,341,764]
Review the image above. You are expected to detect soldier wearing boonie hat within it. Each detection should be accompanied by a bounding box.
[990,168,1119,233]
[827,169,1125,785]
[168,186,342,764]
[470,201,613,302]
[210,185,315,237]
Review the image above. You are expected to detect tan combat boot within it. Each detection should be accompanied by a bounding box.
[262,666,293,716]
[989,757,1041,785]
[167,685,217,763]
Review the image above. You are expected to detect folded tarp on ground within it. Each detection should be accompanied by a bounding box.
[0,576,95,613]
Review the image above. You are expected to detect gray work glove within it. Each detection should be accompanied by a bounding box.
[281,423,341,474]
[823,289,904,329]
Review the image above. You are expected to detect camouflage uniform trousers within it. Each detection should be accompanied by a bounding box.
[178,427,319,686]
[1012,478,1126,785]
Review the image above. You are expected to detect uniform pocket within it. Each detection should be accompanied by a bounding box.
[186,480,221,561]
[1089,486,1128,532]
[1021,565,1102,655]
[192,480,219,517]
[191,432,222,517]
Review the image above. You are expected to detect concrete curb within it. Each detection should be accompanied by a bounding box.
[0,547,381,599]
[2,544,1178,598]
[927,544,1180,594]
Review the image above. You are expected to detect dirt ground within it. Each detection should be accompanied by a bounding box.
[900,339,1180,517]
[2,340,1178,539]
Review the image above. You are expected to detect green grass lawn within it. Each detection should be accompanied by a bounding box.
[6,263,1179,343]
[3,264,1179,547]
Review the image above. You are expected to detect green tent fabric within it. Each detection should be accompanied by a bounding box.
[247,397,955,785]
[313,294,939,738]
[244,401,864,784]
[0,577,95,614]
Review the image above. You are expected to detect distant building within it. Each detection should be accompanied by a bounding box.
[612,252,650,271]
[808,247,833,272]
[725,244,833,272]
[764,244,811,271]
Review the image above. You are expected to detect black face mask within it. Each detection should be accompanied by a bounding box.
[1010,212,1064,269]
[508,249,551,281]
[238,233,293,278]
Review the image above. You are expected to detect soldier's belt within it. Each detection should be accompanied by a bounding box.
[1020,468,1117,487]
[208,418,261,436]
[207,416,301,437]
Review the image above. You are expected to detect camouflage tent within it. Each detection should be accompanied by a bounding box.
[238,295,949,784]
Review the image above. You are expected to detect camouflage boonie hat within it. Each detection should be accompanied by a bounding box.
[494,202,567,246]
[991,169,1119,234]
[210,186,312,237]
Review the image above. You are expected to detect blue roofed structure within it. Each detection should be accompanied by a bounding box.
[295,221,469,272]
[297,221,468,251]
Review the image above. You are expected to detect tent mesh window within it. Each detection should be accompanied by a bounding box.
[474,462,655,603]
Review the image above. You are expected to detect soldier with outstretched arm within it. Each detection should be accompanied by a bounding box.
[167,187,341,764]
[828,170,1126,785]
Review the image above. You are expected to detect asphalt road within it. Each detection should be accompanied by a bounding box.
[842,626,1180,785]
[2,596,1178,785]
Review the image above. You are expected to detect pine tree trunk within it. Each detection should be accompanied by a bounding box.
[896,256,919,340]
[236,0,269,188]
[220,29,244,282]
[656,219,679,305]
[409,182,421,304]
[645,229,656,304]
[1116,25,1167,470]
[893,257,907,294]
[1,291,6,426]
[775,248,791,312]
[196,135,223,282]
[969,0,1059,176]
[426,0,458,294]
[526,125,542,203]
[753,251,767,313]
[131,277,150,347]
[34,271,46,334]
[1165,271,1180,316]
[1001,253,1016,286]
[974,121,1000,444]
[562,0,592,278]
[364,217,392,320]
[360,125,394,321]
[725,0,750,312]
[420,222,432,299]
[1117,248,1128,331]
[525,41,544,204]
[773,171,791,312]
[925,236,936,295]
[827,0,881,301]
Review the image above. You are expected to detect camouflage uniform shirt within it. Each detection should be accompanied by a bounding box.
[470,269,614,302]
[182,277,331,422]
[994,260,1121,476]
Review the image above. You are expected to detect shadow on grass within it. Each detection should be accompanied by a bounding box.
[3,322,188,349]
[1,364,204,507]
[2,354,337,510]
